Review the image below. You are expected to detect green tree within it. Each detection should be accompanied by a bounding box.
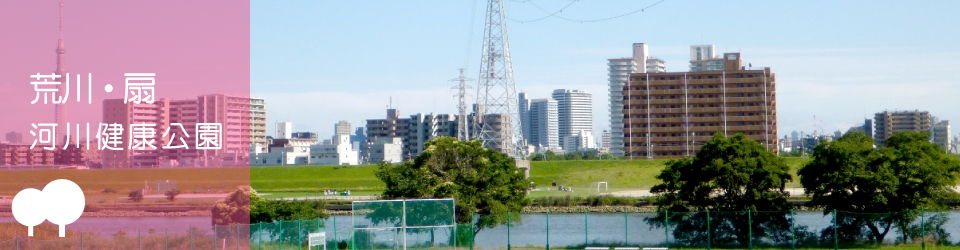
[544,150,559,161]
[128,189,143,202]
[648,133,796,246]
[599,153,615,160]
[799,131,960,244]
[529,152,545,161]
[165,189,181,201]
[212,187,251,226]
[375,136,528,235]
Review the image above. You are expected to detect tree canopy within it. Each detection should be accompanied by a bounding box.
[375,136,528,234]
[799,131,960,243]
[648,133,794,246]
[651,133,792,212]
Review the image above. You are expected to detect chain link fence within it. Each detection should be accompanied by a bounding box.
[0,209,957,249]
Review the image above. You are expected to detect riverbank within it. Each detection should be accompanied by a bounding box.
[0,209,211,217]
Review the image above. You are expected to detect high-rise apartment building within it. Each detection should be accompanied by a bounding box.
[874,110,931,147]
[366,109,402,143]
[365,106,512,160]
[102,99,171,168]
[398,113,458,159]
[933,119,950,152]
[601,130,611,152]
[622,52,778,159]
[101,94,266,168]
[198,94,267,164]
[608,58,636,157]
[366,110,458,159]
[609,43,665,157]
[335,120,352,136]
[519,92,559,151]
[689,45,724,72]
[553,89,593,150]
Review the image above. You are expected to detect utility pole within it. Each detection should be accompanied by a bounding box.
[451,68,473,141]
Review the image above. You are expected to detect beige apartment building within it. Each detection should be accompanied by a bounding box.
[101,94,266,168]
[622,52,778,159]
[873,110,931,147]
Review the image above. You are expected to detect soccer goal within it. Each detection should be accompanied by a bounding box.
[352,198,458,250]
[596,182,609,193]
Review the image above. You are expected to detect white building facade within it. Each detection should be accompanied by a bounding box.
[553,89,593,152]
[608,43,665,157]
[523,96,559,152]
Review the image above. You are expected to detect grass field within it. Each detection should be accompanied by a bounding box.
[250,157,813,199]
[0,168,249,205]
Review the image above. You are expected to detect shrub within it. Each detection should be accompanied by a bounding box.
[165,189,182,201]
[128,189,144,202]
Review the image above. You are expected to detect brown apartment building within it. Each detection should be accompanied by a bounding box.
[622,52,778,159]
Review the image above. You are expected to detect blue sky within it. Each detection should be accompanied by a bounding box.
[252,0,960,140]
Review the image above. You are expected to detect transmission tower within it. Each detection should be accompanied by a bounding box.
[474,0,525,157]
[451,68,473,141]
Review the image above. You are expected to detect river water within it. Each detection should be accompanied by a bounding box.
[0,216,212,235]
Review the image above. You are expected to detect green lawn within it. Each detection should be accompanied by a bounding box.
[250,165,383,192]
[250,157,813,198]
[0,167,249,197]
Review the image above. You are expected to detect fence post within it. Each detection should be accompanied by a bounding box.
[546,211,550,250]
[624,211,628,246]
[706,210,711,250]
[259,223,262,250]
[790,209,796,250]
[664,210,670,248]
[507,212,512,250]
[139,229,142,250]
[921,207,926,250]
[584,211,588,245]
[166,228,169,250]
[833,209,838,250]
[299,219,303,250]
[14,235,17,250]
[470,212,475,250]
[747,210,752,250]
[332,217,337,250]
[237,224,241,250]
[81,233,84,250]
[190,227,193,250]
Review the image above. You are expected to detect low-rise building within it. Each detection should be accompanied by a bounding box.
[310,135,359,166]
[362,137,403,164]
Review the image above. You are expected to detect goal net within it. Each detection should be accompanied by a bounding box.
[352,199,458,250]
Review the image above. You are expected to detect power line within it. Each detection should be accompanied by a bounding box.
[463,0,480,69]
[506,0,578,23]
[507,0,667,24]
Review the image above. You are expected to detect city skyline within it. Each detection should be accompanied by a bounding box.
[252,1,960,141]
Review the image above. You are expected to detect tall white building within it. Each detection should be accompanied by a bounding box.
[520,92,559,152]
[932,118,951,152]
[600,130,611,152]
[689,44,724,72]
[608,43,665,157]
[553,89,593,150]
[276,121,292,140]
[563,129,596,153]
